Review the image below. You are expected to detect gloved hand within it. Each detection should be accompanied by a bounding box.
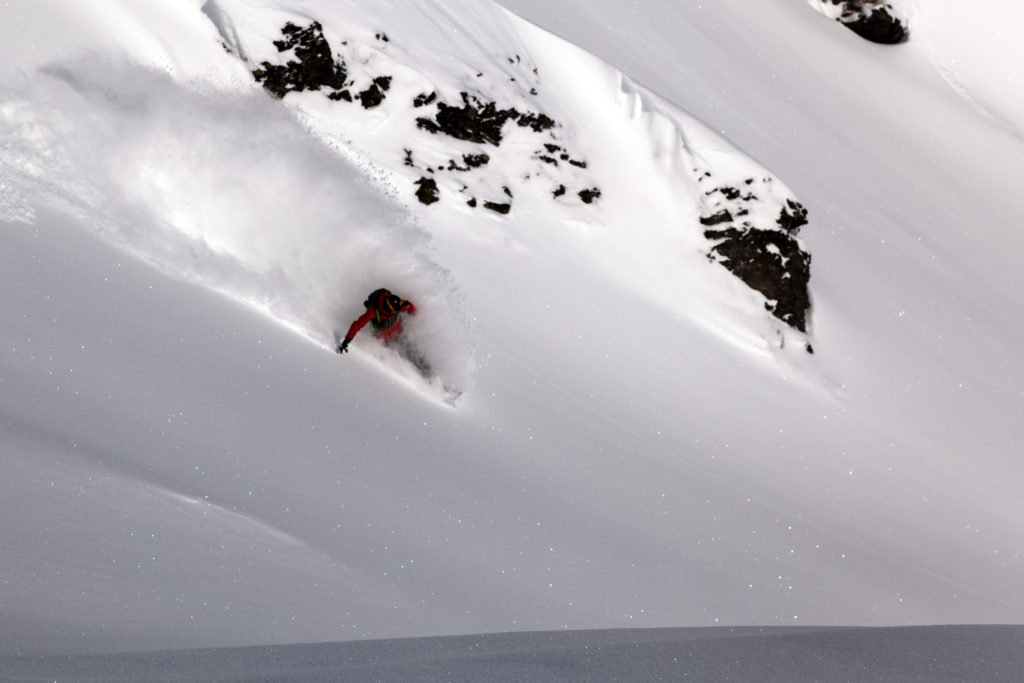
[336,338,351,354]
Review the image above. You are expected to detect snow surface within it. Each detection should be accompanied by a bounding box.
[2,625,1023,682]
[1,0,1023,675]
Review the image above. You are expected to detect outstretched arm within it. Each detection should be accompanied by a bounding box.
[338,308,375,353]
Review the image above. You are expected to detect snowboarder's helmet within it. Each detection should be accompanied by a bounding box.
[382,294,402,314]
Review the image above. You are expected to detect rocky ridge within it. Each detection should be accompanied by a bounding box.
[250,21,600,216]
[245,17,812,335]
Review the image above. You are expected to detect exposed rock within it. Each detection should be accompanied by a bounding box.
[778,199,809,232]
[463,153,490,168]
[704,225,812,332]
[414,177,439,205]
[824,0,908,44]
[251,22,600,214]
[483,201,511,214]
[252,22,348,98]
[357,76,392,109]
[697,173,812,333]
[516,111,556,133]
[422,152,486,176]
[415,92,558,146]
[416,92,520,146]
[699,209,733,227]
[413,92,437,108]
[844,5,907,44]
[535,144,588,169]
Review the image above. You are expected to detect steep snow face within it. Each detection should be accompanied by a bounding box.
[2,0,1024,658]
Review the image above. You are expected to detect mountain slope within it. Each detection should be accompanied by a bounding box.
[1,0,1023,656]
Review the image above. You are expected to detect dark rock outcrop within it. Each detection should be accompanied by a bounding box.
[415,92,554,146]
[414,177,439,205]
[483,201,511,214]
[416,93,516,146]
[251,22,602,214]
[777,199,809,233]
[413,91,437,108]
[357,76,392,109]
[704,225,812,332]
[462,153,489,168]
[699,175,812,333]
[252,22,348,98]
[826,0,908,44]
[412,92,598,211]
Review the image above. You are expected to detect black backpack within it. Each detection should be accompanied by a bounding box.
[364,288,404,331]
[364,288,391,310]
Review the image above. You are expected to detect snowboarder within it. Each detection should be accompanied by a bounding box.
[336,288,417,354]
[336,287,458,403]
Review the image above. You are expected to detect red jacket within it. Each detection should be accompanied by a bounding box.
[344,297,416,344]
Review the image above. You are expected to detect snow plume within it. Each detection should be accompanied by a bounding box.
[0,180,35,224]
[1,55,475,386]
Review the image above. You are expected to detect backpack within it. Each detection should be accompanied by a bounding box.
[364,288,391,310]
[364,288,403,331]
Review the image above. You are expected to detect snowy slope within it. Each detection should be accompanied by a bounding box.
[1,0,1023,659]
[3,625,1024,682]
